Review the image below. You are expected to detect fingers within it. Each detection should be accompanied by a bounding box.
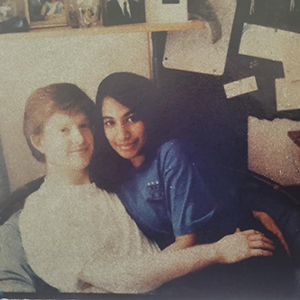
[242,229,264,236]
[249,240,275,251]
[253,211,291,257]
[248,233,273,244]
[249,249,273,257]
[241,229,291,257]
[244,230,275,248]
[277,233,291,257]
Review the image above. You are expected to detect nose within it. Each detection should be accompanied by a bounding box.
[70,128,84,144]
[116,124,130,141]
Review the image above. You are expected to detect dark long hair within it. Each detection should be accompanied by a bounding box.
[90,72,167,191]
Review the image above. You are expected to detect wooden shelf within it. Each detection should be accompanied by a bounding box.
[0,21,205,40]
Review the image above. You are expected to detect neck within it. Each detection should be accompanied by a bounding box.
[131,154,145,167]
[46,167,91,186]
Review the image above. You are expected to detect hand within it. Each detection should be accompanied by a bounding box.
[253,211,291,257]
[216,228,275,264]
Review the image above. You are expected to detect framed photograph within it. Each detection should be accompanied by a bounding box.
[76,0,101,27]
[26,0,68,28]
[102,0,145,26]
[0,0,29,23]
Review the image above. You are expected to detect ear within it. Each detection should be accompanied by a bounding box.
[30,134,45,154]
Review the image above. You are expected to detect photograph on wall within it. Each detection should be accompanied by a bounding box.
[102,0,145,26]
[1,0,300,299]
[27,0,68,28]
[0,0,28,22]
[76,0,101,27]
[0,0,30,33]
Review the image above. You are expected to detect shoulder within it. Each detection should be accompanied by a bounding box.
[22,187,43,211]
[1,210,22,248]
[157,139,198,160]
[2,210,21,232]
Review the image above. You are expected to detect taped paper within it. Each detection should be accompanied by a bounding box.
[163,0,237,75]
[224,76,258,99]
[240,24,300,111]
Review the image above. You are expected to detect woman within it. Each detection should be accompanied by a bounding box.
[93,72,218,251]
[93,72,295,296]
[0,83,274,294]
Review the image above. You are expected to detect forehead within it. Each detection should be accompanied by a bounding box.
[102,96,130,118]
[44,112,88,129]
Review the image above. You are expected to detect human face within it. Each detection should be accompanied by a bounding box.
[37,112,94,173]
[102,96,146,167]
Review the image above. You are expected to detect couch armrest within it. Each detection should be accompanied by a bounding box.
[0,177,44,225]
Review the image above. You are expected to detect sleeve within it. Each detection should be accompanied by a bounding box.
[160,140,217,237]
[0,211,37,293]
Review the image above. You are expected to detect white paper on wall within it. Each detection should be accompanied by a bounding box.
[145,0,188,23]
[163,0,237,75]
[248,116,300,186]
[275,78,300,111]
[224,76,258,99]
[239,24,300,111]
[239,24,283,61]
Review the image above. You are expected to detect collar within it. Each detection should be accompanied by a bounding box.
[117,0,131,17]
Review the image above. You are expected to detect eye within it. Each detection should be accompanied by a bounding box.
[80,123,90,129]
[60,128,68,133]
[127,115,138,123]
[103,120,115,127]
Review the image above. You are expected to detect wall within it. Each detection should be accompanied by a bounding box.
[154,0,300,187]
[2,0,300,197]
[0,30,150,194]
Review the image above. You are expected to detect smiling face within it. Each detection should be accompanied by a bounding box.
[102,96,146,167]
[34,111,94,174]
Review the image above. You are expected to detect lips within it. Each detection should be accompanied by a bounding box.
[117,142,136,151]
[70,146,90,153]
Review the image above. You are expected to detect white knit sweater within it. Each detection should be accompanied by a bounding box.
[19,180,160,293]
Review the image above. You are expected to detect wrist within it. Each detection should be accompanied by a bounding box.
[213,240,225,264]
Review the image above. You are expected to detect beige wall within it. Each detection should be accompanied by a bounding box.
[0,30,150,193]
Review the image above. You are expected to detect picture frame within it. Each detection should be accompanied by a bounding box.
[0,0,29,23]
[26,0,68,28]
[76,0,101,27]
[102,0,145,27]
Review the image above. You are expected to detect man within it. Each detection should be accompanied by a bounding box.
[104,0,145,26]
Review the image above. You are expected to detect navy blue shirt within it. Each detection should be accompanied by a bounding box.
[117,140,217,249]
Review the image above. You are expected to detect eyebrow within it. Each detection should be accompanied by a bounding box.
[102,110,135,120]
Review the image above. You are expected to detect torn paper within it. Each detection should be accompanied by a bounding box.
[248,116,300,186]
